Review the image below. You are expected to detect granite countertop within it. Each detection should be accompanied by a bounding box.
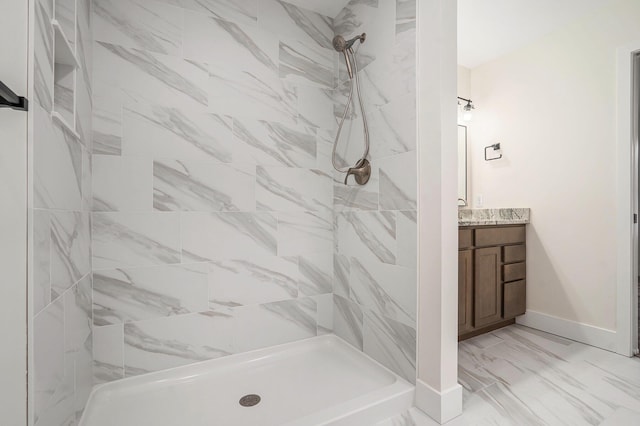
[458,208,530,226]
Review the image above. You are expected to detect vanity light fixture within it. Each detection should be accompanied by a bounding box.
[457,96,474,121]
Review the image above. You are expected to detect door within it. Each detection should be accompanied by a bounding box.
[474,246,502,327]
[458,249,474,333]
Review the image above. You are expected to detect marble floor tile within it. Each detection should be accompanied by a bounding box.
[381,325,640,425]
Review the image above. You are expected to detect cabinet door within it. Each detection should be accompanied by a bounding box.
[474,246,502,327]
[458,250,474,334]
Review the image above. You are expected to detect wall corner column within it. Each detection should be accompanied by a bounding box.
[415,0,462,423]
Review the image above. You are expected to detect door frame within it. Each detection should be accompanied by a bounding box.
[616,42,640,357]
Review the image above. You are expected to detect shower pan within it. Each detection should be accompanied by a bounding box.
[79,336,413,425]
[332,33,371,185]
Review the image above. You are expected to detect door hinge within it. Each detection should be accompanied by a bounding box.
[634,213,638,224]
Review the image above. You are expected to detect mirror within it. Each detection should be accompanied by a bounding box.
[458,125,467,206]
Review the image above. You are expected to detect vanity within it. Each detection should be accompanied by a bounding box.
[458,208,530,340]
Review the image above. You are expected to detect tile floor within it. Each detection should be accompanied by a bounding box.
[376,325,640,425]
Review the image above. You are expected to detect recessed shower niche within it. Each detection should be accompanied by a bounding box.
[52,0,80,136]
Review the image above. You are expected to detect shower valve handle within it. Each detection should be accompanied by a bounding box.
[344,158,371,186]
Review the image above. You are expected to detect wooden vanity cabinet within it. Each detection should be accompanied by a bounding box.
[458,225,527,340]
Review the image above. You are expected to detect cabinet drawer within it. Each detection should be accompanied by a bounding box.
[475,226,525,247]
[503,244,526,263]
[503,262,526,282]
[503,280,526,318]
[459,229,473,249]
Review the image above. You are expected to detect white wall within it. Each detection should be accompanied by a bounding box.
[468,0,640,334]
[416,0,462,423]
[457,65,471,100]
[0,0,28,424]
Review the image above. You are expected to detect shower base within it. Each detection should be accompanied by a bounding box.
[79,335,414,426]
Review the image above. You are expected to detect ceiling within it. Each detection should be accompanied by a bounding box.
[284,0,351,18]
[458,0,613,69]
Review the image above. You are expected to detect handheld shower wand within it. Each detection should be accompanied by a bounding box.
[332,33,366,79]
[331,33,371,185]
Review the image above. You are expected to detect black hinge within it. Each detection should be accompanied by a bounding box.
[634,213,638,224]
[0,80,28,111]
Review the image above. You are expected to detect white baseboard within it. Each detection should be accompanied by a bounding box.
[414,379,462,424]
[516,310,617,352]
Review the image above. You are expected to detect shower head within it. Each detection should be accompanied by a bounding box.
[332,33,366,52]
[333,33,366,79]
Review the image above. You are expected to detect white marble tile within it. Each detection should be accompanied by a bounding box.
[74,333,94,421]
[92,91,122,155]
[396,0,416,35]
[93,41,209,112]
[256,166,331,212]
[277,211,333,256]
[208,256,299,308]
[359,54,412,110]
[161,0,258,25]
[54,64,75,124]
[93,263,209,325]
[35,352,76,426]
[92,155,153,212]
[375,407,438,426]
[122,103,239,163]
[93,324,125,384]
[336,211,396,265]
[378,150,417,211]
[232,118,316,166]
[314,293,333,335]
[258,0,334,49]
[55,0,75,48]
[34,298,65,423]
[33,209,51,314]
[369,94,416,160]
[298,251,333,296]
[50,211,91,300]
[333,254,350,298]
[299,87,336,131]
[316,129,336,172]
[77,0,93,87]
[33,104,83,210]
[600,407,640,425]
[124,311,234,376]
[333,294,363,351]
[34,0,53,111]
[153,159,255,212]
[349,257,416,327]
[81,147,92,212]
[333,165,380,211]
[209,68,298,124]
[334,0,396,80]
[94,0,183,55]
[184,11,278,75]
[396,210,416,268]
[181,212,277,261]
[234,297,317,352]
[363,310,416,383]
[92,212,181,269]
[279,39,334,88]
[76,59,93,148]
[64,276,92,355]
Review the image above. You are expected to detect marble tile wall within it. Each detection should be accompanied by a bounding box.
[90,0,336,383]
[331,0,418,383]
[32,0,94,424]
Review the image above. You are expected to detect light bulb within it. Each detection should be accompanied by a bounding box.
[463,110,473,121]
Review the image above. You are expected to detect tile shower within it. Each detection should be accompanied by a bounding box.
[30,0,417,423]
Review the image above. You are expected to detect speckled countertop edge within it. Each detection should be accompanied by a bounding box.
[458,208,530,226]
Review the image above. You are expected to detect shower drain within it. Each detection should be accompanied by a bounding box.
[239,394,261,407]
